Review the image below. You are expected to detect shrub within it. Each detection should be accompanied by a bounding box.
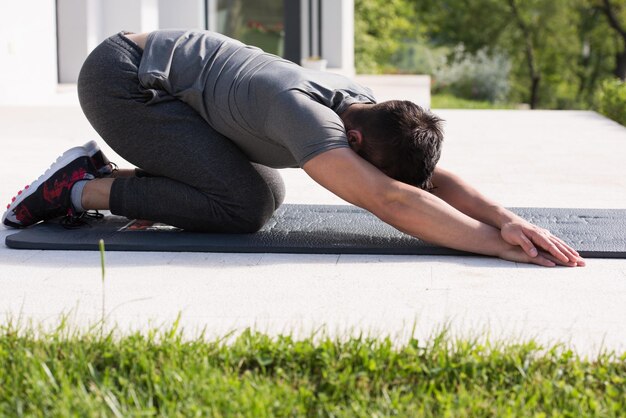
[354,0,417,74]
[433,47,511,103]
[595,78,626,126]
[389,40,449,75]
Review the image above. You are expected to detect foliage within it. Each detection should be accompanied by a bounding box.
[433,47,511,103]
[416,0,586,109]
[1,323,626,416]
[591,0,626,80]
[389,40,449,75]
[595,78,626,125]
[431,94,518,109]
[354,0,626,111]
[354,0,420,74]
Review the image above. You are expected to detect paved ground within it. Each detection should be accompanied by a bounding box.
[1,96,625,357]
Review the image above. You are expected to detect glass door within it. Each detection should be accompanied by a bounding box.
[217,0,285,56]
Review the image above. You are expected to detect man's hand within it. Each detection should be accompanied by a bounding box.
[431,167,585,267]
[497,242,577,267]
[500,219,585,266]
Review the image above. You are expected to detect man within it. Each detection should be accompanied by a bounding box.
[2,30,584,267]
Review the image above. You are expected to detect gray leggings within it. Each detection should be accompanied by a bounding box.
[77,33,285,232]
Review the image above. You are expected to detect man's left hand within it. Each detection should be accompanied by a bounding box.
[500,220,585,266]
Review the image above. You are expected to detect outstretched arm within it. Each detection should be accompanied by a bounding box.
[430,167,584,266]
[303,149,581,267]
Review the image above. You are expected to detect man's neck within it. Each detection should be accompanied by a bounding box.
[339,103,371,128]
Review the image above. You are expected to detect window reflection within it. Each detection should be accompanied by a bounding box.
[217,0,284,56]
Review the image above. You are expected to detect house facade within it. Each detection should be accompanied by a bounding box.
[0,0,354,104]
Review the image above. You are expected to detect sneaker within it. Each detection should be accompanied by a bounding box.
[83,140,116,177]
[2,147,98,228]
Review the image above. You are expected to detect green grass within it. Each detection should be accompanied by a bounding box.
[1,322,624,417]
[431,93,519,109]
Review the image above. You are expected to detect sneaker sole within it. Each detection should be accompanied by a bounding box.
[2,146,90,228]
[83,140,99,158]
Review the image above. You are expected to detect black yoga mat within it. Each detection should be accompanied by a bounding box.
[5,204,626,258]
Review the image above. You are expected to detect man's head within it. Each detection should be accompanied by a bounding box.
[342,100,444,190]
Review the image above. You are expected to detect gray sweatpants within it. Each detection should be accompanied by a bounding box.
[77,33,285,232]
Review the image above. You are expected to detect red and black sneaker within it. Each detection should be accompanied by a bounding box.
[83,140,116,177]
[2,146,98,228]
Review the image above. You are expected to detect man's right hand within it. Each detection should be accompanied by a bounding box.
[497,243,577,267]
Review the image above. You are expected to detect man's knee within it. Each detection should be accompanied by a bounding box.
[221,186,276,233]
[251,163,285,211]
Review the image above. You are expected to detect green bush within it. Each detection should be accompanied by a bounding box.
[389,40,449,75]
[596,78,626,126]
[433,47,511,103]
[354,0,417,74]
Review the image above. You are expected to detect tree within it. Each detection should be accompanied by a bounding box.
[416,0,581,109]
[354,0,419,73]
[574,1,618,103]
[506,0,541,109]
[355,0,621,109]
[597,0,626,80]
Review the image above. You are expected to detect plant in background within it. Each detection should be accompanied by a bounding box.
[595,78,626,125]
[356,0,625,109]
[389,40,449,75]
[242,19,284,56]
[354,0,419,74]
[434,47,512,103]
[412,0,622,109]
[246,20,284,36]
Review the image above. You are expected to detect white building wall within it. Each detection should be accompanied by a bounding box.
[159,0,206,30]
[101,0,159,36]
[1,0,357,104]
[0,1,58,104]
[321,0,354,76]
[57,0,100,84]
[301,0,355,76]
[57,0,160,83]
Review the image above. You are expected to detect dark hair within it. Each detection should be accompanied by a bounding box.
[348,100,444,190]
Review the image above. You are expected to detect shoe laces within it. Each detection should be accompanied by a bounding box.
[100,162,118,177]
[60,209,104,229]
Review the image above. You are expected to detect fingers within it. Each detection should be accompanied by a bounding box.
[529,229,571,264]
[526,251,576,268]
[535,230,585,266]
[553,235,580,257]
[524,228,585,267]
[550,237,584,265]
[528,253,556,267]
[517,232,538,257]
[539,251,578,267]
[550,236,585,266]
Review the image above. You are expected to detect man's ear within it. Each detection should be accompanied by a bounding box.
[346,129,364,152]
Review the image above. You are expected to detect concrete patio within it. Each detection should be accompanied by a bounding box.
[1,91,625,357]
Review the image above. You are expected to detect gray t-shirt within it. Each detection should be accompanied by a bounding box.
[137,30,376,168]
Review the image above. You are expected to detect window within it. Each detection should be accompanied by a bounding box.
[217,0,284,56]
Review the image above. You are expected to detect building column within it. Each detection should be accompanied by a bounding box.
[158,0,206,30]
[57,0,159,83]
[299,0,354,76]
[57,0,100,84]
[320,0,354,76]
